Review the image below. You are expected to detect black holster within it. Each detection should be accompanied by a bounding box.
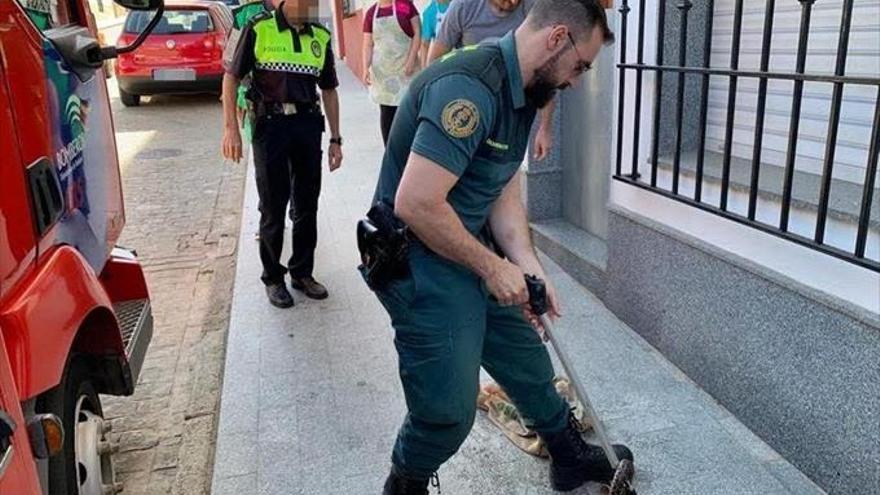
[357,202,410,290]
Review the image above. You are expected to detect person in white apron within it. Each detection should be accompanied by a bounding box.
[363,0,421,145]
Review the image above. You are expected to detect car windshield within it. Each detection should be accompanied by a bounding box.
[125,10,214,35]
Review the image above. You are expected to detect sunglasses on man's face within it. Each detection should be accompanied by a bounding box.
[566,32,592,74]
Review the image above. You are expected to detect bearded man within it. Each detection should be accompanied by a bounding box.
[362,1,633,493]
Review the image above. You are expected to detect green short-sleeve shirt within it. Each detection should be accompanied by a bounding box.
[410,74,497,178]
[373,33,537,237]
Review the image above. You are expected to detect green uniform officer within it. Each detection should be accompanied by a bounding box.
[366,1,631,493]
[222,0,343,308]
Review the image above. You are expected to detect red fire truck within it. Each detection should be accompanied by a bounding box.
[0,0,164,493]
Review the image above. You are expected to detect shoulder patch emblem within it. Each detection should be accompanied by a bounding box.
[441,99,479,139]
[310,39,322,58]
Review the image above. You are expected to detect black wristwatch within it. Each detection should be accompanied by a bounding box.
[329,137,343,146]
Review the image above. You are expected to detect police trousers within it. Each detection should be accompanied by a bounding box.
[252,112,323,285]
[372,243,569,479]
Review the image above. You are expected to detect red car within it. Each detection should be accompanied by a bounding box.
[115,0,232,106]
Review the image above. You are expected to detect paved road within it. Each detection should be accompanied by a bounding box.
[100,63,245,495]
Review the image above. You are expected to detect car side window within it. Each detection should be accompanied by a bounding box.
[17,0,81,31]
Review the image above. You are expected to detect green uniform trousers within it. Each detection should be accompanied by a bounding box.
[373,243,569,479]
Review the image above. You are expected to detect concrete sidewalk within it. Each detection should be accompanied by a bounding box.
[210,67,825,494]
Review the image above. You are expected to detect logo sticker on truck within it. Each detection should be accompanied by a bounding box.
[42,38,118,272]
[56,95,88,180]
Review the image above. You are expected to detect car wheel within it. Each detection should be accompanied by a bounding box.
[37,358,120,495]
[119,88,140,107]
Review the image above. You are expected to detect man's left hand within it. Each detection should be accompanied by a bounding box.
[328,143,343,172]
[533,124,553,161]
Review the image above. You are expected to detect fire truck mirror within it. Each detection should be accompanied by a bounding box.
[106,0,166,59]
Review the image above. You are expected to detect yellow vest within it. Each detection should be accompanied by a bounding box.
[253,18,331,77]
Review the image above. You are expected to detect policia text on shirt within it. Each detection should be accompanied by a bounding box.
[221,0,343,309]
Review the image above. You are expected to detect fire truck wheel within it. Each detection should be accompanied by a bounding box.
[38,357,118,495]
[119,88,140,107]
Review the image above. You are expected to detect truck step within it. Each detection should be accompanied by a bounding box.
[113,299,150,355]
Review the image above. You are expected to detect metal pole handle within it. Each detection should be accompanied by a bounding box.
[525,275,619,468]
[539,314,620,468]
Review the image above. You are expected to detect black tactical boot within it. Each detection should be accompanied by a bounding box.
[382,469,432,495]
[541,414,634,491]
[290,276,329,300]
[265,283,294,309]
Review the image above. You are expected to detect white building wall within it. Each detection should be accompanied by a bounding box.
[612,0,880,315]
[707,0,880,184]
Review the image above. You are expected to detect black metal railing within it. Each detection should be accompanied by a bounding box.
[613,0,880,272]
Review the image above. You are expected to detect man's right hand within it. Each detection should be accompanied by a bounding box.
[485,258,528,307]
[222,125,243,163]
[364,67,372,86]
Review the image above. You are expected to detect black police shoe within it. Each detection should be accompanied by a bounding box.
[382,469,432,495]
[541,414,634,491]
[290,277,329,300]
[265,283,294,309]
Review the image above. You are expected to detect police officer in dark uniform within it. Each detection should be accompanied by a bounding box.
[222,0,343,308]
[362,0,632,493]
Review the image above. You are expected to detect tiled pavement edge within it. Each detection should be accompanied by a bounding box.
[211,67,825,494]
[103,92,245,495]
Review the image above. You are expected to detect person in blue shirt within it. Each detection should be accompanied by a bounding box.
[419,0,450,67]
[363,1,634,493]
